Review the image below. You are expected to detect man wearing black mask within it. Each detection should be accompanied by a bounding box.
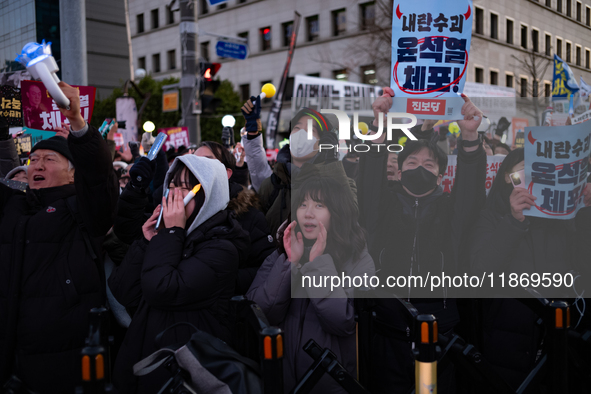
[357,88,487,393]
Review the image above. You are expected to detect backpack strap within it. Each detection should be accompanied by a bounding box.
[133,348,176,376]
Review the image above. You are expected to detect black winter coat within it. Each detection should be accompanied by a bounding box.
[470,183,591,389]
[0,126,119,393]
[109,210,249,394]
[228,181,275,294]
[358,144,487,330]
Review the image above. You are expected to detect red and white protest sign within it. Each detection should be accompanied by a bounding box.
[21,80,96,132]
[158,126,190,150]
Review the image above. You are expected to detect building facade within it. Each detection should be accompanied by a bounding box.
[127,0,591,132]
[0,0,130,98]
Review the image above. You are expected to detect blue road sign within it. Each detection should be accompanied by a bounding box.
[216,40,249,60]
[207,0,228,6]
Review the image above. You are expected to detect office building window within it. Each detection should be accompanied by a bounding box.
[567,0,572,17]
[490,13,498,39]
[167,50,176,70]
[152,53,160,73]
[557,38,562,58]
[475,8,484,34]
[566,42,572,62]
[238,32,248,47]
[239,84,250,102]
[490,70,498,85]
[546,0,552,6]
[333,69,348,81]
[558,0,563,13]
[506,74,514,88]
[532,29,539,52]
[360,2,376,30]
[238,0,247,3]
[545,34,552,56]
[260,27,272,51]
[533,80,539,97]
[576,45,581,65]
[151,8,159,29]
[545,82,552,97]
[137,14,144,33]
[201,42,209,61]
[577,1,582,21]
[282,21,293,47]
[521,78,528,97]
[332,9,346,36]
[218,3,227,10]
[200,0,209,15]
[361,65,378,85]
[138,56,146,70]
[506,19,514,44]
[586,49,590,68]
[521,25,528,49]
[475,67,484,83]
[307,16,319,42]
[167,6,174,24]
[587,6,591,26]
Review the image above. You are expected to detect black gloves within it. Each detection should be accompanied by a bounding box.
[129,157,156,191]
[241,96,262,132]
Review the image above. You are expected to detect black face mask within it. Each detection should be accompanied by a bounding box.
[401,166,439,195]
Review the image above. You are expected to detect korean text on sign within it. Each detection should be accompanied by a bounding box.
[390,0,473,120]
[524,123,591,220]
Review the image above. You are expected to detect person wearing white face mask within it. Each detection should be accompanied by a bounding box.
[240,98,356,238]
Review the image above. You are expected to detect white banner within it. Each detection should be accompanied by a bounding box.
[291,74,382,115]
[442,154,506,195]
[116,97,138,143]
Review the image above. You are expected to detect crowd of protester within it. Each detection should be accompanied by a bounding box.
[0,81,590,394]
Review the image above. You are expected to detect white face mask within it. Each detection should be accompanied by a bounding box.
[289,128,318,158]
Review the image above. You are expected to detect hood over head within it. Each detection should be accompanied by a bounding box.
[164,155,230,235]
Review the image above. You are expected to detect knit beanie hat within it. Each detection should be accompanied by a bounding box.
[30,136,74,163]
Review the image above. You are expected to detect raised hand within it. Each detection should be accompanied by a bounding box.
[163,187,187,229]
[142,205,162,241]
[283,220,304,265]
[309,221,328,262]
[510,188,537,222]
[370,87,395,144]
[457,94,483,141]
[241,95,262,133]
[56,82,85,131]
[235,142,246,167]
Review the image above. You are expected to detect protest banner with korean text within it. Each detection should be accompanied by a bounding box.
[21,80,96,132]
[158,126,190,151]
[390,0,472,120]
[442,155,505,195]
[524,123,590,219]
[0,86,22,126]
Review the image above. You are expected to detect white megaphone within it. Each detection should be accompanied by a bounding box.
[15,40,70,110]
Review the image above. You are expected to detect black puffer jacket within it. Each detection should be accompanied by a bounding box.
[228,181,275,294]
[470,180,591,389]
[109,210,249,394]
[0,126,118,393]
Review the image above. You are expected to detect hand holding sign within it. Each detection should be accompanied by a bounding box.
[371,87,395,144]
[56,82,85,130]
[510,188,537,222]
[457,94,482,143]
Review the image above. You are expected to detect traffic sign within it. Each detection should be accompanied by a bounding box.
[216,40,249,60]
[207,0,228,6]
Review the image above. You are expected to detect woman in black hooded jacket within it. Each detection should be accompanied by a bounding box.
[109,155,249,393]
[470,148,591,390]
